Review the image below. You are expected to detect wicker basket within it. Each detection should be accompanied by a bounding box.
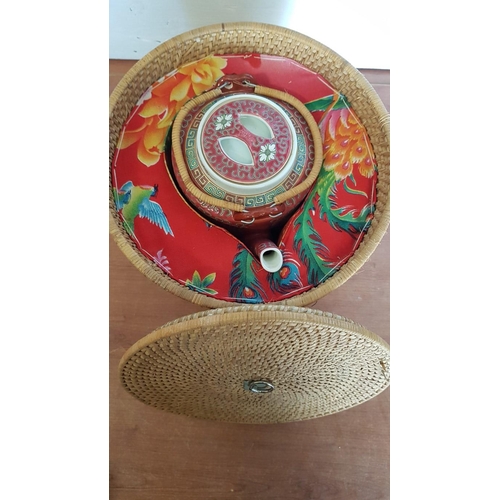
[109,22,390,308]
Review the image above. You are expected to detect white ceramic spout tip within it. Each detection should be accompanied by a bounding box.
[260,248,283,273]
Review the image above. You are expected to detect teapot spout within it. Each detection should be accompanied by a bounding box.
[243,234,283,273]
[259,245,284,273]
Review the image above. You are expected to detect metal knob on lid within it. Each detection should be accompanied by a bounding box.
[243,379,275,394]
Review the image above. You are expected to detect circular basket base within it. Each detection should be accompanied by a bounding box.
[119,306,390,424]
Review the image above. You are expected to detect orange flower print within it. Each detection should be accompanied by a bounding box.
[323,108,376,180]
[324,145,353,180]
[358,156,375,178]
[118,56,227,167]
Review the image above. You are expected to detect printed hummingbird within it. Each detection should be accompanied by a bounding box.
[113,181,174,237]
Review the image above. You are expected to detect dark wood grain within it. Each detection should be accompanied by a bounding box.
[110,59,390,500]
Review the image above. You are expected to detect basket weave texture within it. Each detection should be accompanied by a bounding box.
[119,305,390,424]
[109,22,390,308]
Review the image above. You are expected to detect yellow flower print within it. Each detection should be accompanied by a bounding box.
[171,56,227,101]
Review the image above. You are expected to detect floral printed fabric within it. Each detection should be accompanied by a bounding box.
[118,57,227,167]
[112,54,378,303]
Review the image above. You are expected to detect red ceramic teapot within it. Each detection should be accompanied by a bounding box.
[170,75,323,272]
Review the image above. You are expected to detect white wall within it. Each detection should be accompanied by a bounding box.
[109,0,389,69]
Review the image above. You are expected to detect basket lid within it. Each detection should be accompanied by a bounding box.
[119,305,390,424]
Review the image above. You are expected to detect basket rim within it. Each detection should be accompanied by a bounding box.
[109,22,390,308]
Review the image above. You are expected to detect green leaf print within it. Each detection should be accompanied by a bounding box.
[305,94,351,113]
[186,270,218,295]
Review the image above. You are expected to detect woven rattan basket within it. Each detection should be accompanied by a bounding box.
[119,305,390,424]
[109,22,389,308]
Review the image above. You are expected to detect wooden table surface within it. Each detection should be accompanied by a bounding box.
[110,60,390,500]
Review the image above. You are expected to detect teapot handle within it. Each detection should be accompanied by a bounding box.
[215,74,257,94]
[171,79,323,212]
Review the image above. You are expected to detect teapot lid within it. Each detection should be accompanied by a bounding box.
[119,305,390,424]
[193,93,299,196]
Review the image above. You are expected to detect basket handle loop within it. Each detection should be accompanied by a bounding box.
[171,79,323,213]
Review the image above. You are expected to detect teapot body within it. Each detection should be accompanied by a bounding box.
[170,84,316,231]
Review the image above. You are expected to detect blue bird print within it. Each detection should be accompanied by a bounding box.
[113,181,174,237]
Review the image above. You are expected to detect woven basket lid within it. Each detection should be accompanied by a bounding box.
[119,305,390,424]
